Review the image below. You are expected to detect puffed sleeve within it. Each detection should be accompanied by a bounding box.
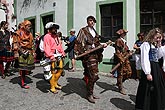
[158,45,165,58]
[44,34,54,60]
[158,45,165,72]
[74,28,86,55]
[140,42,151,75]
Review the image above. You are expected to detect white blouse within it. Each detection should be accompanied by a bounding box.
[88,27,96,48]
[158,45,165,72]
[140,42,165,75]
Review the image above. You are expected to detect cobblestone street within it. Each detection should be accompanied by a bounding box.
[0,65,138,110]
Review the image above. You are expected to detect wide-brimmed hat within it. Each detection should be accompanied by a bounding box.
[35,32,40,36]
[116,29,128,35]
[45,22,59,29]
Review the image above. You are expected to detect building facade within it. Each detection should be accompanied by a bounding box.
[15,0,165,72]
[0,0,16,32]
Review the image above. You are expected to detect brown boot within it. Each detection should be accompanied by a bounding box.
[1,74,5,79]
[93,94,100,99]
[87,95,95,103]
[119,88,126,95]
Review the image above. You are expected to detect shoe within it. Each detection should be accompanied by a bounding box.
[119,89,126,95]
[5,72,10,76]
[50,89,58,94]
[55,85,62,90]
[93,95,100,99]
[4,69,10,76]
[22,84,30,89]
[28,71,33,75]
[61,70,65,77]
[109,73,114,77]
[87,95,95,103]
[1,74,6,79]
[57,83,61,86]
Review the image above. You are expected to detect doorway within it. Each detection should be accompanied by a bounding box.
[41,14,53,35]
[29,18,36,37]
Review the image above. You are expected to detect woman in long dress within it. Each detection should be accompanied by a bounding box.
[135,28,165,110]
[0,21,14,79]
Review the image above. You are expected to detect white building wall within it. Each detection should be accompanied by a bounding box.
[55,1,67,36]
[74,0,96,31]
[126,0,136,50]
[16,0,67,35]
[16,0,137,59]
[0,9,6,23]
[6,0,16,32]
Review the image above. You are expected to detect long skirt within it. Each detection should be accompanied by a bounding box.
[135,61,165,110]
[0,49,14,62]
[18,53,35,70]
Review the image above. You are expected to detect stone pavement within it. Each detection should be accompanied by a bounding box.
[0,65,139,110]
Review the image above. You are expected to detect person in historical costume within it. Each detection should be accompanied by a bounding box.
[74,16,107,103]
[12,20,35,89]
[114,29,132,95]
[133,32,144,79]
[135,28,165,110]
[12,23,24,69]
[44,22,65,94]
[0,21,14,79]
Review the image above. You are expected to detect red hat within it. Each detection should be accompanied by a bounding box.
[116,29,128,35]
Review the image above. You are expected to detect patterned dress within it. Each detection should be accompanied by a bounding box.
[0,30,14,62]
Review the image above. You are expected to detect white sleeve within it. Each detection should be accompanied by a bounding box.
[9,36,13,47]
[163,56,165,72]
[39,40,44,52]
[140,42,151,75]
[158,46,165,58]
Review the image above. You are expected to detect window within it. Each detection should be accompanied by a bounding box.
[100,2,123,42]
[140,0,165,32]
[41,14,53,34]
[29,19,35,37]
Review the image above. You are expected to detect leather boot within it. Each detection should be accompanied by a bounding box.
[20,70,29,89]
[93,94,100,99]
[1,74,5,79]
[0,63,5,79]
[117,76,126,95]
[87,95,95,103]
[119,88,126,95]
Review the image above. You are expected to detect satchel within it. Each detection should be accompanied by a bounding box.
[22,51,29,59]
